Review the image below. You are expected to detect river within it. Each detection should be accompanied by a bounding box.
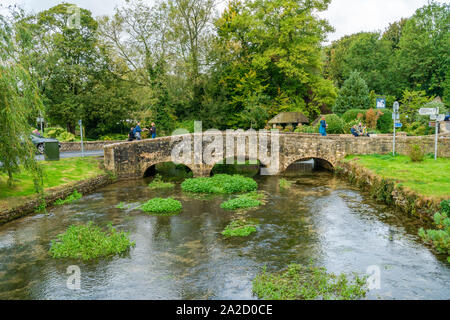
[0,164,448,299]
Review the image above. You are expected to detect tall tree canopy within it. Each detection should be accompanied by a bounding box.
[210,0,336,129]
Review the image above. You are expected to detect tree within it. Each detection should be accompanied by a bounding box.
[396,2,449,98]
[399,89,433,124]
[213,0,335,129]
[333,71,371,115]
[0,10,43,188]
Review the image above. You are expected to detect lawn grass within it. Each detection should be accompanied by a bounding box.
[345,154,450,199]
[0,157,104,208]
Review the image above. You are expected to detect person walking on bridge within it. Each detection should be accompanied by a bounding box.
[150,122,156,139]
[133,122,142,140]
[319,116,327,136]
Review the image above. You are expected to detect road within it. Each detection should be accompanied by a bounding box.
[35,150,104,161]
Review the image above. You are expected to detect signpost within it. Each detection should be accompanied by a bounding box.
[376,97,386,109]
[419,107,440,160]
[78,119,84,157]
[36,115,44,133]
[392,101,399,156]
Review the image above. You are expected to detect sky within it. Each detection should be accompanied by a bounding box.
[1,0,449,43]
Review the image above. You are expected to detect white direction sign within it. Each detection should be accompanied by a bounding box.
[437,114,445,122]
[430,114,437,120]
[392,113,400,120]
[419,108,437,116]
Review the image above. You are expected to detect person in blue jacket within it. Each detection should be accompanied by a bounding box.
[319,116,327,136]
[133,122,142,140]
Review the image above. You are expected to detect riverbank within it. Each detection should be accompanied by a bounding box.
[0,157,114,224]
[336,154,450,220]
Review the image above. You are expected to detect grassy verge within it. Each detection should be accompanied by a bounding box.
[49,222,135,260]
[252,264,368,300]
[0,157,104,210]
[345,154,450,200]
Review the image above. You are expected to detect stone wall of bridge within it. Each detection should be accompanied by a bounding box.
[103,133,450,178]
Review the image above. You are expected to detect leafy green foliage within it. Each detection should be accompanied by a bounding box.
[141,198,182,214]
[148,174,175,190]
[181,174,258,194]
[342,109,366,123]
[294,125,318,134]
[0,10,43,191]
[221,219,258,237]
[333,71,371,115]
[221,197,261,210]
[54,190,82,205]
[253,263,368,300]
[419,211,449,257]
[49,222,135,260]
[440,200,450,214]
[376,109,393,133]
[407,144,425,162]
[315,114,345,134]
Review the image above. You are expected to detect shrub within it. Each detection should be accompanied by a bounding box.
[252,263,368,300]
[315,114,345,134]
[376,109,393,133]
[284,124,294,132]
[343,119,361,134]
[49,222,135,260]
[54,190,82,205]
[365,108,382,129]
[222,219,258,237]
[141,197,182,214]
[294,125,317,133]
[148,174,175,189]
[181,174,258,194]
[441,200,450,214]
[45,127,66,138]
[332,71,371,115]
[408,144,425,162]
[418,211,449,257]
[57,131,76,142]
[342,109,366,123]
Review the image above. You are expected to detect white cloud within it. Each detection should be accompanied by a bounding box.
[1,0,449,43]
[319,0,450,44]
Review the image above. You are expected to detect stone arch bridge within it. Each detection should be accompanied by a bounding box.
[103,132,449,178]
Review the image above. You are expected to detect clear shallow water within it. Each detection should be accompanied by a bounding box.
[0,169,448,300]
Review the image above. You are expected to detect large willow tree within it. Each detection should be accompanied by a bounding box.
[0,11,43,189]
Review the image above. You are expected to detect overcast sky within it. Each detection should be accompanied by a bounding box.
[1,0,449,43]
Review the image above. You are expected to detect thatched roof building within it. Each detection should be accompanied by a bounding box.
[268,112,309,127]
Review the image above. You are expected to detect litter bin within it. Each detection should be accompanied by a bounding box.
[44,141,60,161]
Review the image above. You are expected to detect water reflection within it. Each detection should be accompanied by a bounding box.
[0,166,448,300]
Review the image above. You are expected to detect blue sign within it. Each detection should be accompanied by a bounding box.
[376,98,386,109]
[395,123,402,128]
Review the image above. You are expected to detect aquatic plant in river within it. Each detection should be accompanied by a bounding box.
[54,190,82,205]
[222,219,258,237]
[49,222,135,260]
[419,200,449,261]
[253,263,368,300]
[181,174,258,194]
[141,197,182,215]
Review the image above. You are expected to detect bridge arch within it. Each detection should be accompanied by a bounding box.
[281,155,335,173]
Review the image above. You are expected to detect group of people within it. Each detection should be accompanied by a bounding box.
[350,122,370,137]
[318,117,369,137]
[128,122,157,141]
